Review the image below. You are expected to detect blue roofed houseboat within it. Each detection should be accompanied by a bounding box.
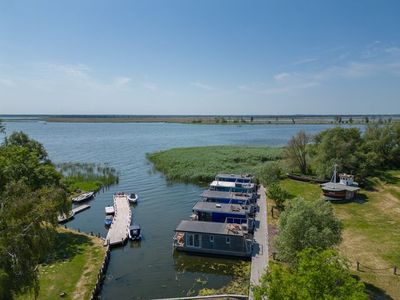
[209,180,256,194]
[215,173,254,183]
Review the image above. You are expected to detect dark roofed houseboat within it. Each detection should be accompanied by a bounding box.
[201,190,255,205]
[173,220,253,257]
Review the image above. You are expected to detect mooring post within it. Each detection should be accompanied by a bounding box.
[356,261,360,271]
[394,266,397,275]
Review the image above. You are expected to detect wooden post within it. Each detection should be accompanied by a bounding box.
[394,266,397,275]
[356,261,360,271]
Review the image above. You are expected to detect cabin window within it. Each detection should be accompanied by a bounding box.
[209,235,214,243]
[187,233,200,248]
[226,237,230,244]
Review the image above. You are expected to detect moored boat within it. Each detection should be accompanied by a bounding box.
[129,224,142,240]
[57,210,75,223]
[127,193,139,203]
[320,165,360,201]
[72,191,95,203]
[104,215,113,227]
[105,205,115,215]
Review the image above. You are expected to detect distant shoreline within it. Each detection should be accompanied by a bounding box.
[2,114,399,125]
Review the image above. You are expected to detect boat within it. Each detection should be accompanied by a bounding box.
[129,224,142,240]
[215,173,254,183]
[173,220,253,257]
[105,205,115,215]
[72,191,95,203]
[127,193,139,203]
[209,180,256,194]
[320,165,360,201]
[104,215,113,227]
[57,210,75,223]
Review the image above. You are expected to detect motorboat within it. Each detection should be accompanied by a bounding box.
[72,191,95,203]
[57,210,75,223]
[127,193,139,204]
[128,224,142,240]
[105,205,115,215]
[104,215,113,227]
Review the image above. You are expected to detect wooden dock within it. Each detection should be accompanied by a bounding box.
[58,204,91,223]
[104,194,131,246]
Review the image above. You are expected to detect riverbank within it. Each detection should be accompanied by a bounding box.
[147,146,283,184]
[18,227,106,300]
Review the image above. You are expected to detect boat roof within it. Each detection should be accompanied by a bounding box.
[130,224,140,230]
[210,181,255,188]
[193,201,249,215]
[216,173,253,180]
[321,182,360,192]
[201,190,253,201]
[175,220,245,236]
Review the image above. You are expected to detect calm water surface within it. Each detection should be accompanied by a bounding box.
[5,122,339,299]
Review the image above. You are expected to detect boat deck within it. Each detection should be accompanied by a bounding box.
[104,194,131,246]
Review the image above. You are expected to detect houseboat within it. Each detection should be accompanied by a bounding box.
[320,165,360,201]
[201,190,256,205]
[209,180,256,194]
[191,201,254,231]
[128,224,142,241]
[215,173,254,183]
[173,220,253,257]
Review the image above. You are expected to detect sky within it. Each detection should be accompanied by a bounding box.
[0,0,400,115]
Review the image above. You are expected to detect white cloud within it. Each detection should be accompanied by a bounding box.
[191,81,214,90]
[113,76,131,87]
[273,72,292,81]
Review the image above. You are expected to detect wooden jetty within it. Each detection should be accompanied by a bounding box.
[104,194,131,246]
[58,204,91,223]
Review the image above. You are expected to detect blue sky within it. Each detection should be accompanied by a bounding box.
[1,0,400,115]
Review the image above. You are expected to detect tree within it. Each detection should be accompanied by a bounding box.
[275,198,342,264]
[311,127,362,180]
[0,132,68,298]
[253,248,367,300]
[258,161,283,185]
[0,120,4,134]
[285,130,310,174]
[267,183,289,210]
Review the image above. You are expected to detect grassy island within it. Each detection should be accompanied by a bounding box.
[147,145,283,184]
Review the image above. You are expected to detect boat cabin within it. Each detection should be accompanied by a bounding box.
[321,167,360,201]
[173,220,253,257]
[209,180,256,194]
[201,190,255,205]
[215,173,254,183]
[191,201,254,231]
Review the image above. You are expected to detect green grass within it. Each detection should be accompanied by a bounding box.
[18,228,106,300]
[278,175,400,299]
[147,145,283,184]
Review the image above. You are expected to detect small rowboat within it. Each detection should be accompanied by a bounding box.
[57,210,75,223]
[72,191,95,203]
[105,205,115,215]
[127,193,139,204]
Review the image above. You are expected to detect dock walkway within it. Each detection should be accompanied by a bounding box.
[104,194,131,246]
[250,185,268,287]
[72,204,91,214]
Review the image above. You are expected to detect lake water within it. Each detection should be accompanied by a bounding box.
[4,121,340,299]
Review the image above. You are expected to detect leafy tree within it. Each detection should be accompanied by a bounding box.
[267,183,289,210]
[285,130,310,174]
[275,198,342,264]
[0,120,4,134]
[253,248,367,300]
[0,132,68,298]
[258,161,283,184]
[311,127,362,179]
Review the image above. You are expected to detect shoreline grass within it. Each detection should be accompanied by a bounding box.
[17,227,106,300]
[147,145,283,184]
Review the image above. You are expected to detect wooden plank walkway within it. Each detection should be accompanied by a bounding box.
[104,194,131,246]
[72,204,91,214]
[58,204,91,223]
[249,185,268,295]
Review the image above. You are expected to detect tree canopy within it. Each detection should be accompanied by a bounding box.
[285,130,310,174]
[275,198,342,264]
[0,132,68,299]
[254,248,367,300]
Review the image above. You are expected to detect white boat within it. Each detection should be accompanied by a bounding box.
[105,205,115,215]
[57,210,75,223]
[72,191,95,203]
[127,193,139,203]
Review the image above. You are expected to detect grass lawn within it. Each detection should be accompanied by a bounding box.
[278,175,400,299]
[18,227,106,300]
[147,145,283,184]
